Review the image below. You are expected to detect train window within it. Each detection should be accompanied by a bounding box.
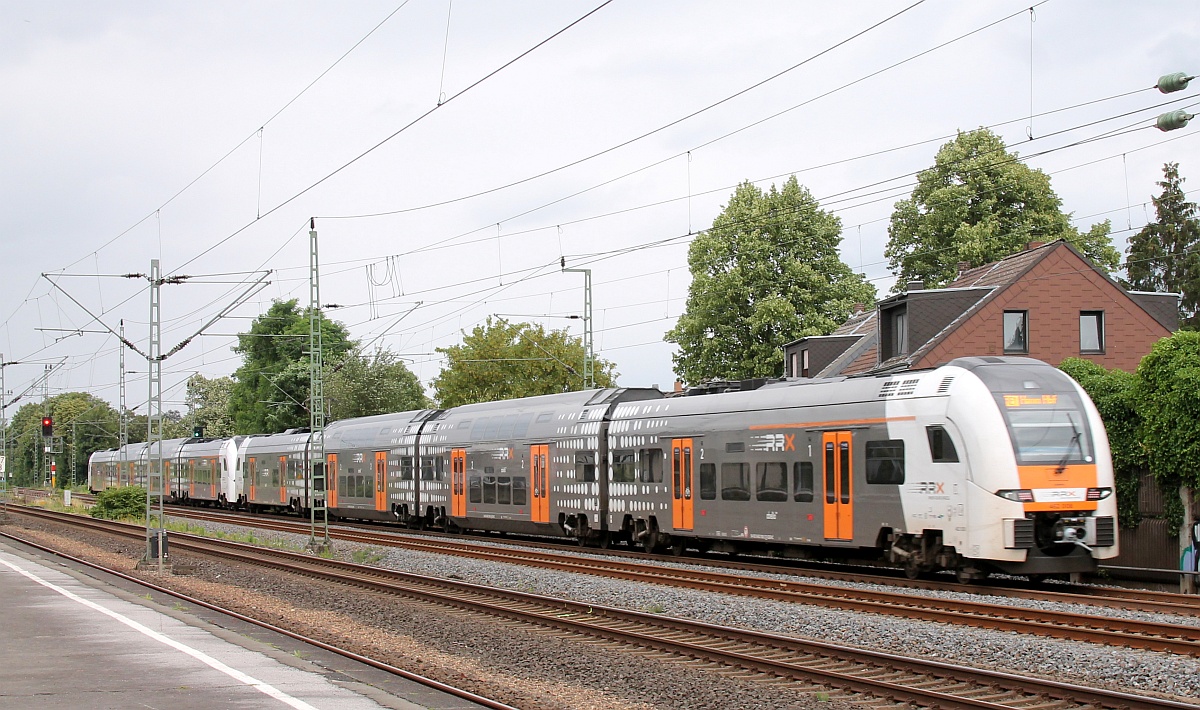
[756,462,788,502]
[496,416,516,439]
[497,477,512,505]
[612,450,636,482]
[513,476,528,506]
[638,449,663,483]
[926,426,959,463]
[482,417,502,440]
[421,457,436,480]
[699,463,716,500]
[457,420,472,431]
[482,476,497,504]
[536,411,554,423]
[468,475,482,503]
[575,452,597,482]
[793,462,814,502]
[865,440,906,485]
[436,456,446,481]
[726,442,745,453]
[400,457,414,480]
[824,443,835,503]
[484,466,495,474]
[720,462,751,501]
[512,413,534,438]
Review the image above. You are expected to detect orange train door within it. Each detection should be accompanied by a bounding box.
[326,453,338,508]
[188,460,195,498]
[278,456,287,503]
[450,449,466,517]
[671,438,694,531]
[374,451,388,512]
[822,431,853,541]
[248,457,257,502]
[530,444,550,524]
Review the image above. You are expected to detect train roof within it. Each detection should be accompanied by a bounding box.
[432,387,663,446]
[321,409,435,448]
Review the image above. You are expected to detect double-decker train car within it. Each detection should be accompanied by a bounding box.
[606,356,1117,580]
[88,356,1118,581]
[175,436,245,507]
[239,430,311,514]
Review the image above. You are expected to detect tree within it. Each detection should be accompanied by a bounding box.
[1126,162,1200,329]
[229,299,354,434]
[1134,331,1200,591]
[326,347,430,421]
[1058,358,1144,528]
[886,128,1119,290]
[183,374,235,438]
[2,392,121,488]
[664,176,875,384]
[434,318,616,407]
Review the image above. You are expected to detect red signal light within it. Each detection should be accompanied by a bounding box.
[42,416,53,437]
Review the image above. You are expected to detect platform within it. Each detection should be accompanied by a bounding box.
[0,537,486,709]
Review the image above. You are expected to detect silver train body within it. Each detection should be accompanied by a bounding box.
[89,357,1118,579]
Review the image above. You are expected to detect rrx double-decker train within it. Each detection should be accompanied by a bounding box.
[90,356,1118,581]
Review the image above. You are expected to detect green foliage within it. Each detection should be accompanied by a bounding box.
[2,391,122,488]
[433,317,616,407]
[886,128,1119,290]
[183,373,235,438]
[1058,358,1143,527]
[229,299,354,434]
[1135,332,1200,531]
[1126,162,1200,329]
[664,176,875,384]
[326,347,430,421]
[90,486,147,520]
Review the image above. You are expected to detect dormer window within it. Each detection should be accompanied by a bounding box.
[893,311,908,355]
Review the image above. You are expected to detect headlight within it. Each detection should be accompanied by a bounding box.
[996,489,1033,502]
[1086,487,1113,501]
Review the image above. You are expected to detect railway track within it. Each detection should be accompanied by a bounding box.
[27,488,1197,612]
[154,506,1200,657]
[7,505,1195,710]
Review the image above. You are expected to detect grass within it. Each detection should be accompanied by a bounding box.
[351,548,384,565]
[644,602,666,614]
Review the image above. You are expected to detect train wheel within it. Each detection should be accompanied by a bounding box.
[642,529,660,553]
[597,533,610,549]
[670,538,686,557]
[903,561,922,580]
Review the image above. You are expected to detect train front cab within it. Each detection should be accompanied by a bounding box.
[950,357,1119,578]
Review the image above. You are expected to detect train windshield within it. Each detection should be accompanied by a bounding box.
[972,363,1094,466]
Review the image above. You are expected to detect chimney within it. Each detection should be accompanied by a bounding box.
[956,261,971,278]
[1026,241,1046,250]
[906,280,924,292]
[673,380,683,393]
[853,303,865,315]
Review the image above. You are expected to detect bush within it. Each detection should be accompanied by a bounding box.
[90,486,146,520]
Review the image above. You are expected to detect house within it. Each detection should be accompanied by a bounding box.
[784,240,1178,378]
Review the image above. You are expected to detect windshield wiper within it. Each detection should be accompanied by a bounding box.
[1055,412,1082,475]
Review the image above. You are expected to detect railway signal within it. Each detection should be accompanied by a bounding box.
[41,416,53,438]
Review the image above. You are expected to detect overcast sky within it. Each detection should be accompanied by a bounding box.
[2,0,1197,417]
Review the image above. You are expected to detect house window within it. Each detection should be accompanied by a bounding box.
[893,311,908,355]
[1080,311,1104,353]
[1003,310,1028,354]
[801,349,810,378]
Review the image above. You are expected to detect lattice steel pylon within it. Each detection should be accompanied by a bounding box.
[145,259,165,571]
[562,263,594,389]
[308,221,330,548]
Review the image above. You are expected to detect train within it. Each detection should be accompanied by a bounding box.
[89,356,1119,582]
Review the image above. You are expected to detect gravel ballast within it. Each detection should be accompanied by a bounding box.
[10,507,1200,706]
